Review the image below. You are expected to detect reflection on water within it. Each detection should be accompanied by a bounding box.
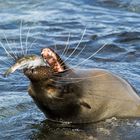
[0,0,140,139]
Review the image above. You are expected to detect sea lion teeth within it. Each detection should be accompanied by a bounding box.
[41,48,67,73]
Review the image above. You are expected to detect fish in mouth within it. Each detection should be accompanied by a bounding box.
[3,55,46,77]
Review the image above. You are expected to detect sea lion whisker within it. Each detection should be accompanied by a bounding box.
[27,38,38,54]
[3,33,18,60]
[48,94,64,100]
[60,32,71,58]
[60,45,86,69]
[53,37,60,54]
[19,20,24,56]
[53,78,124,84]
[51,78,120,84]
[0,57,12,67]
[67,44,86,65]
[61,43,107,73]
[54,43,57,53]
[13,41,21,59]
[72,43,107,68]
[53,73,107,81]
[0,40,15,61]
[52,74,106,82]
[61,28,86,65]
[51,80,82,84]
[25,27,31,55]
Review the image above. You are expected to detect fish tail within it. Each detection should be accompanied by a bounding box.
[3,67,13,77]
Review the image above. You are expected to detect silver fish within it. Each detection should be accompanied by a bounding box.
[4,55,46,77]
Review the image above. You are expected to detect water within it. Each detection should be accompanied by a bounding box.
[0,0,140,139]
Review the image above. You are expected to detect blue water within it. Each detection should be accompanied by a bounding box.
[0,0,140,140]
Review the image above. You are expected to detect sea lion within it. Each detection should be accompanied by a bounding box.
[24,48,140,124]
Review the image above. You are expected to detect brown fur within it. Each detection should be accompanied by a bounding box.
[24,67,140,123]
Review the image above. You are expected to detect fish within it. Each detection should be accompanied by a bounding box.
[3,55,46,77]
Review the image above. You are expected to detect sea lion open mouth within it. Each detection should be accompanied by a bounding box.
[41,48,68,73]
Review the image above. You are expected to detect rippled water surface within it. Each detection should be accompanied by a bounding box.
[0,0,140,140]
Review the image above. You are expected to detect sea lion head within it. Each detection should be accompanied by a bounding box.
[24,48,70,82]
[24,48,68,82]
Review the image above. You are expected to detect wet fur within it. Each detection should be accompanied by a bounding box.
[24,66,140,123]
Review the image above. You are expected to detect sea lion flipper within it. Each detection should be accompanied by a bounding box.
[80,101,91,109]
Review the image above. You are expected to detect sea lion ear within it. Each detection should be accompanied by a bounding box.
[80,101,91,109]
